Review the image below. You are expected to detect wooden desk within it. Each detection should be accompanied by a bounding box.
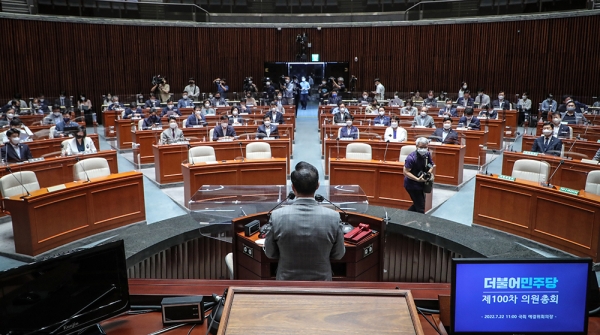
[5,134,101,158]
[522,135,600,160]
[205,113,296,129]
[153,139,291,184]
[323,139,464,186]
[102,110,119,138]
[536,123,600,142]
[329,159,433,211]
[474,174,600,261]
[182,158,287,209]
[16,115,45,126]
[5,171,145,256]
[502,151,599,190]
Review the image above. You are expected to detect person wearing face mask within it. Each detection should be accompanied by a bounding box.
[372,79,385,101]
[550,112,570,138]
[531,122,562,156]
[430,117,459,144]
[400,100,418,116]
[478,105,497,120]
[403,137,435,214]
[151,77,171,102]
[36,94,49,113]
[413,107,435,128]
[142,108,162,130]
[273,94,286,113]
[458,82,468,99]
[63,126,97,156]
[357,91,372,105]
[1,100,20,115]
[339,119,358,140]
[458,108,481,130]
[558,95,588,114]
[282,76,295,106]
[77,94,92,113]
[245,94,257,107]
[178,92,194,109]
[327,90,342,106]
[263,79,276,104]
[267,103,284,124]
[299,76,311,110]
[54,112,79,137]
[54,91,72,109]
[516,92,532,126]
[318,80,330,103]
[388,92,404,107]
[383,117,407,142]
[437,91,447,101]
[145,93,161,109]
[108,96,124,111]
[438,99,458,117]
[201,100,216,115]
[456,90,474,108]
[373,107,391,126]
[229,106,244,125]
[256,116,279,139]
[475,88,490,109]
[1,119,33,143]
[102,93,113,106]
[492,91,510,110]
[1,108,16,125]
[411,90,423,102]
[561,101,588,125]
[160,117,185,145]
[213,115,237,141]
[366,100,380,114]
[44,105,64,125]
[243,76,258,96]
[1,129,33,163]
[161,100,181,117]
[333,104,352,124]
[423,90,437,107]
[124,102,142,119]
[30,98,45,115]
[213,78,229,99]
[184,78,200,99]
[540,94,557,121]
[186,106,207,128]
[211,93,227,108]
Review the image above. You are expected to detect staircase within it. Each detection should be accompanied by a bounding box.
[0,0,30,14]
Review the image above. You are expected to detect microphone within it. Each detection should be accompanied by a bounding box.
[541,159,564,188]
[563,136,578,160]
[266,191,296,217]
[382,139,390,163]
[510,131,522,152]
[76,156,91,182]
[336,137,340,160]
[314,194,353,234]
[5,164,31,198]
[259,192,296,238]
[238,142,244,162]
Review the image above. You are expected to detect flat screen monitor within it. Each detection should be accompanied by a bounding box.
[451,258,591,335]
[0,240,130,335]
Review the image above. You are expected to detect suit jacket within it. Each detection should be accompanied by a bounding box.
[256,124,279,138]
[107,102,124,111]
[333,112,352,124]
[373,115,390,126]
[413,115,435,128]
[456,97,475,107]
[492,99,511,110]
[531,136,563,156]
[430,128,459,144]
[161,127,185,144]
[54,97,72,108]
[339,126,358,139]
[458,116,481,130]
[267,111,284,124]
[264,198,345,281]
[554,123,570,138]
[124,107,142,119]
[1,143,33,163]
[64,137,97,155]
[161,107,181,117]
[143,116,162,129]
[437,107,457,117]
[212,125,236,141]
[145,99,161,108]
[186,114,206,127]
[228,115,244,125]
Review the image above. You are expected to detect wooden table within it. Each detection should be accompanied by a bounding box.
[473,173,600,261]
[102,110,119,138]
[153,139,291,184]
[2,134,101,158]
[522,135,600,160]
[182,158,287,209]
[536,123,600,142]
[5,171,145,256]
[329,159,433,212]
[323,139,464,186]
[205,112,296,129]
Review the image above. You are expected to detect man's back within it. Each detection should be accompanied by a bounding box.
[265,198,345,281]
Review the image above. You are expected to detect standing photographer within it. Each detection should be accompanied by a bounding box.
[213,78,229,98]
[281,76,295,105]
[243,77,258,96]
[151,76,171,102]
[184,78,200,100]
[403,137,435,214]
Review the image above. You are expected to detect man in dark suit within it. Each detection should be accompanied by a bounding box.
[265,161,345,281]
[256,116,279,139]
[339,120,359,139]
[333,108,352,124]
[531,122,563,156]
[456,90,475,108]
[266,103,285,124]
[438,99,457,117]
[1,129,33,163]
[54,91,72,109]
[492,91,511,110]
[142,108,162,130]
[430,117,459,144]
[212,115,237,141]
[161,100,181,117]
[145,93,161,109]
[373,107,391,126]
[551,112,570,138]
[458,108,481,130]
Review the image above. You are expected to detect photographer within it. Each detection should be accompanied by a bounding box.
[331,77,345,94]
[151,76,171,102]
[243,77,258,96]
[403,137,435,214]
[184,78,200,99]
[213,78,229,98]
[263,79,276,104]
[281,76,295,105]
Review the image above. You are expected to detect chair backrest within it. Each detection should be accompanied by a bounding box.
[61,139,71,153]
[73,157,111,181]
[568,126,573,139]
[0,171,40,198]
[511,159,550,183]
[49,126,56,139]
[399,145,416,163]
[138,119,144,130]
[182,119,188,128]
[246,142,271,160]
[188,146,216,164]
[209,128,214,142]
[585,170,600,195]
[346,143,372,160]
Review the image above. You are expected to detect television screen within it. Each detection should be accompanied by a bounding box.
[0,240,130,335]
[451,258,591,335]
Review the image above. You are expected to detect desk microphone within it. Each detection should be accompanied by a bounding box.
[76,155,91,182]
[238,142,244,162]
[336,137,340,160]
[266,191,296,217]
[259,192,296,238]
[315,194,353,234]
[5,164,31,198]
[509,131,522,152]
[542,159,564,188]
[564,136,578,160]
[382,137,390,162]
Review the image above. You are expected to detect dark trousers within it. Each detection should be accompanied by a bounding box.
[300,93,308,109]
[406,188,426,213]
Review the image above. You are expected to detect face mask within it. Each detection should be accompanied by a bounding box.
[522,95,527,99]
[204,104,210,108]
[332,94,337,97]
[54,112,61,116]
[553,118,561,125]
[428,95,433,99]
[10,137,20,145]
[75,134,84,139]
[195,111,202,117]
[322,82,326,85]
[443,123,451,130]
[169,123,177,129]
[7,114,13,119]
[301,78,306,81]
[394,95,398,99]
[221,122,228,128]
[183,95,188,99]
[150,98,156,101]
[567,107,576,112]
[462,85,467,89]
[277,96,282,99]
[542,129,553,136]
[420,112,427,117]
[391,122,398,129]
[266,82,270,85]
[379,111,385,116]
[107,96,112,100]
[285,80,290,83]
[363,95,368,98]
[209,94,213,98]
[81,97,85,101]
[264,121,271,126]
[40,99,44,102]
[417,148,428,155]
[446,104,452,109]
[233,111,238,116]
[248,80,252,84]
[346,121,353,126]
[498,95,504,100]
[168,105,173,109]
[479,93,483,96]
[339,108,345,112]
[63,118,70,123]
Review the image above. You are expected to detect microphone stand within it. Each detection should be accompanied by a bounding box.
[238,142,244,162]
[76,155,91,182]
[314,194,353,234]
[382,138,390,162]
[336,137,340,160]
[541,159,564,188]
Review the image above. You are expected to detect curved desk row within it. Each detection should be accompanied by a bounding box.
[522,135,600,160]
[0,134,100,158]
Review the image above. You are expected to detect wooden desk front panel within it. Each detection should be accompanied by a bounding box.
[102,110,118,137]
[116,119,135,150]
[18,115,45,126]
[6,172,145,256]
[522,135,600,160]
[473,174,600,261]
[406,128,486,165]
[22,134,100,158]
[182,159,287,208]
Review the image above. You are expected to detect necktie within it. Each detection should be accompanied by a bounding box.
[172,129,175,138]
[545,138,549,149]
[393,130,396,139]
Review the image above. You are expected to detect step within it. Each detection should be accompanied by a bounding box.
[1,0,30,13]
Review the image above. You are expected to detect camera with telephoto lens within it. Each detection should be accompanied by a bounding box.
[244,77,253,84]
[417,171,432,181]
[152,75,164,85]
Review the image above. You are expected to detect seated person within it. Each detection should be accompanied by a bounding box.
[492,91,511,110]
[201,99,216,115]
[333,107,353,124]
[383,117,407,142]
[145,93,161,108]
[456,90,474,108]
[177,92,194,109]
[238,99,251,114]
[540,94,557,120]
[373,107,391,126]
[430,117,459,144]
[551,112,570,138]
[213,115,237,141]
[161,117,185,144]
[229,106,244,125]
[30,98,45,115]
[211,93,227,107]
[561,101,588,124]
[267,103,284,124]
[413,107,435,128]
[142,108,162,130]
[186,106,206,127]
[531,122,563,156]
[330,101,345,114]
[256,116,279,139]
[357,91,373,104]
[365,100,379,114]
[327,90,342,105]
[107,96,124,111]
[423,90,437,107]
[1,129,32,163]
[458,108,481,130]
[63,125,97,155]
[245,93,257,106]
[400,100,418,116]
[411,90,423,102]
[124,102,142,119]
[161,100,181,117]
[593,148,600,161]
[2,118,33,143]
[54,112,80,137]
[339,120,358,140]
[475,88,491,109]
[44,105,63,125]
[388,92,404,107]
[1,108,16,125]
[438,99,457,117]
[477,105,497,120]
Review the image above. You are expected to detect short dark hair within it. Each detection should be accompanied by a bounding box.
[291,161,319,196]
[464,90,471,94]
[263,115,271,121]
[465,108,474,116]
[168,116,177,122]
[443,117,453,123]
[10,119,21,127]
[167,99,174,104]
[552,112,561,117]
[543,121,554,129]
[220,115,228,121]
[6,128,20,137]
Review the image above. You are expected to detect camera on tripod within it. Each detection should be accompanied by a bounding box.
[152,75,165,86]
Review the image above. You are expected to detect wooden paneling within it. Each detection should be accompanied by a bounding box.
[1,16,600,108]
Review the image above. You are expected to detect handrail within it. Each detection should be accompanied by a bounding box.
[404,0,470,20]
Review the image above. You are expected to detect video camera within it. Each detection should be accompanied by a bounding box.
[417,171,433,181]
[152,75,165,86]
[244,77,253,84]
